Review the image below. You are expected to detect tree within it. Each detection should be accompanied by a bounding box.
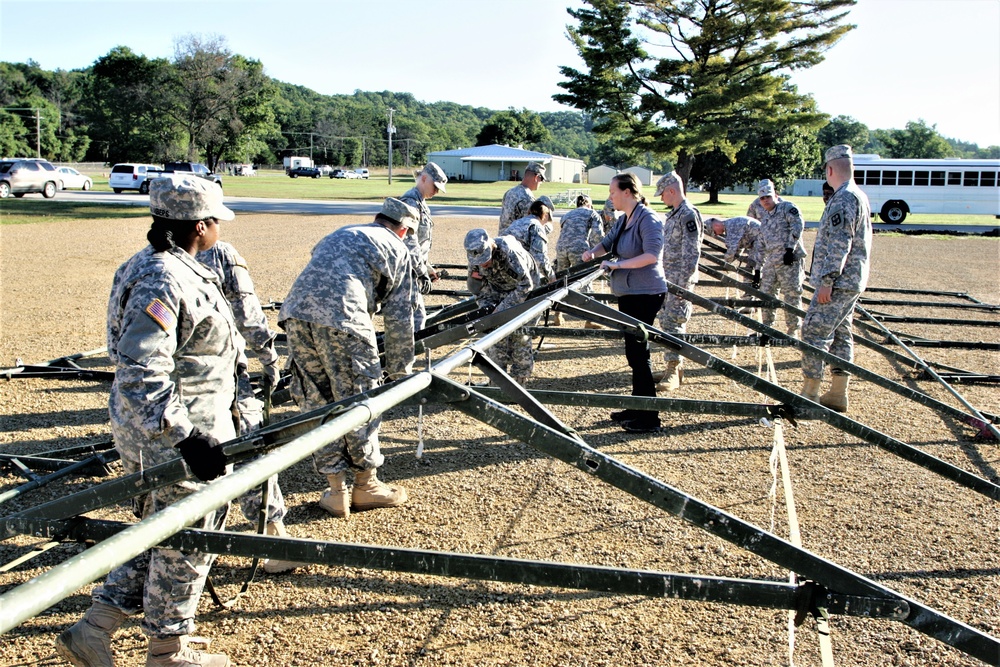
[877,119,955,159]
[166,35,279,170]
[817,115,869,152]
[554,0,854,184]
[81,46,177,163]
[689,149,738,199]
[475,109,550,147]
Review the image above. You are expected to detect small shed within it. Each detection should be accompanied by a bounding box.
[587,164,619,185]
[426,144,585,184]
[622,165,654,186]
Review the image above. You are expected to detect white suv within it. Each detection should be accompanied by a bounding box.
[108,163,160,194]
[355,168,370,179]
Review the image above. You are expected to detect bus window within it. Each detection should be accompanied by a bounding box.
[865,171,880,186]
[980,172,997,187]
[853,170,864,182]
[882,170,897,186]
[914,171,929,186]
[930,171,945,186]
[898,171,913,186]
[948,172,962,185]
[964,171,979,186]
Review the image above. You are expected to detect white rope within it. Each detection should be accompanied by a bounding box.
[762,348,835,667]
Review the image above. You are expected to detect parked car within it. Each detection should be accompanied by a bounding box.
[56,166,93,191]
[288,166,322,178]
[151,162,223,189]
[330,169,347,179]
[355,168,370,179]
[108,163,160,194]
[344,170,362,179]
[0,158,60,198]
[317,165,334,176]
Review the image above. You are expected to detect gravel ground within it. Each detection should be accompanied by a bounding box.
[1,213,998,667]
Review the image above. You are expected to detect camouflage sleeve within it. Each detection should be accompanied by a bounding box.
[223,249,278,365]
[112,276,193,444]
[381,259,416,378]
[813,197,861,286]
[679,210,703,282]
[587,210,604,247]
[403,230,429,278]
[725,223,745,262]
[528,226,552,278]
[785,204,805,251]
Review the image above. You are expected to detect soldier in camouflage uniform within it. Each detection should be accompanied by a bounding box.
[708,216,763,282]
[654,171,703,391]
[506,198,555,286]
[465,228,538,383]
[399,162,448,331]
[801,145,872,413]
[57,175,238,667]
[555,194,605,327]
[757,180,807,337]
[197,240,301,574]
[498,161,545,235]
[279,198,417,519]
[601,196,617,235]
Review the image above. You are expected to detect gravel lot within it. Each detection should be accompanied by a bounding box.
[1,213,998,667]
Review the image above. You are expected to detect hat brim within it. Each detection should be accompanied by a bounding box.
[467,247,492,265]
[433,180,446,194]
[211,202,236,222]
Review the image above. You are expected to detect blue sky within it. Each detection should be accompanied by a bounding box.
[1,0,998,147]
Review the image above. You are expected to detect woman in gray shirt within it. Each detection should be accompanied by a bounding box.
[583,173,667,432]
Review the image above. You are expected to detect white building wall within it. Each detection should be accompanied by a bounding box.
[587,165,618,185]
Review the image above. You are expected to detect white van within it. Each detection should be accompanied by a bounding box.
[355,168,370,179]
[108,163,160,194]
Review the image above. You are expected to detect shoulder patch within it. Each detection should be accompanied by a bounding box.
[686,220,697,233]
[831,213,842,227]
[144,298,176,332]
[789,206,799,216]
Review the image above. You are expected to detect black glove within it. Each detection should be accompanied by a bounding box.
[752,269,761,289]
[175,429,227,482]
[782,248,795,266]
[417,274,433,295]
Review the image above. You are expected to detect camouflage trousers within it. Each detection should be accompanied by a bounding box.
[93,466,229,638]
[556,247,587,274]
[760,259,804,330]
[414,292,427,333]
[657,283,694,364]
[489,326,534,379]
[283,318,384,474]
[235,372,285,525]
[801,289,861,380]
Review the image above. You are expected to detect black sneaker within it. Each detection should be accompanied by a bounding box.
[621,418,662,433]
[610,409,638,422]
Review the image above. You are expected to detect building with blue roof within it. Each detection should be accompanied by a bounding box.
[426,144,585,184]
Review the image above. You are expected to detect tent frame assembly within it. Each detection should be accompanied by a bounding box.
[1,246,998,665]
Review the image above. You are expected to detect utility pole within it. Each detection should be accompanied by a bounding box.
[387,108,396,185]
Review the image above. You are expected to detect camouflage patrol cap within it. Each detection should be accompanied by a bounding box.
[421,162,448,193]
[824,144,853,164]
[525,162,546,180]
[149,175,234,221]
[757,179,776,197]
[538,195,554,212]
[380,197,420,232]
[655,171,682,196]
[464,228,492,265]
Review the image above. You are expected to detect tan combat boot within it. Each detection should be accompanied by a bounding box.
[654,360,682,391]
[146,635,229,667]
[583,320,604,329]
[318,471,350,518]
[551,311,563,326]
[261,520,305,574]
[56,601,126,667]
[801,377,821,402]
[352,468,409,511]
[819,373,850,413]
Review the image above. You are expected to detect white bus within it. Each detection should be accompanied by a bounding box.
[851,154,1000,223]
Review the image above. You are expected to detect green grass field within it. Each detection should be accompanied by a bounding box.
[2,167,997,227]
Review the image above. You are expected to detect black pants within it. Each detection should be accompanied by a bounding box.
[618,292,666,417]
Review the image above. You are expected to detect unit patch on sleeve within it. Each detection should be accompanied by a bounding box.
[831,213,842,227]
[686,220,697,233]
[145,298,177,332]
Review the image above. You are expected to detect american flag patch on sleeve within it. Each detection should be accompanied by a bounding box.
[145,298,176,331]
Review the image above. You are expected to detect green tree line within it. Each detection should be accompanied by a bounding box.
[1,27,996,183]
